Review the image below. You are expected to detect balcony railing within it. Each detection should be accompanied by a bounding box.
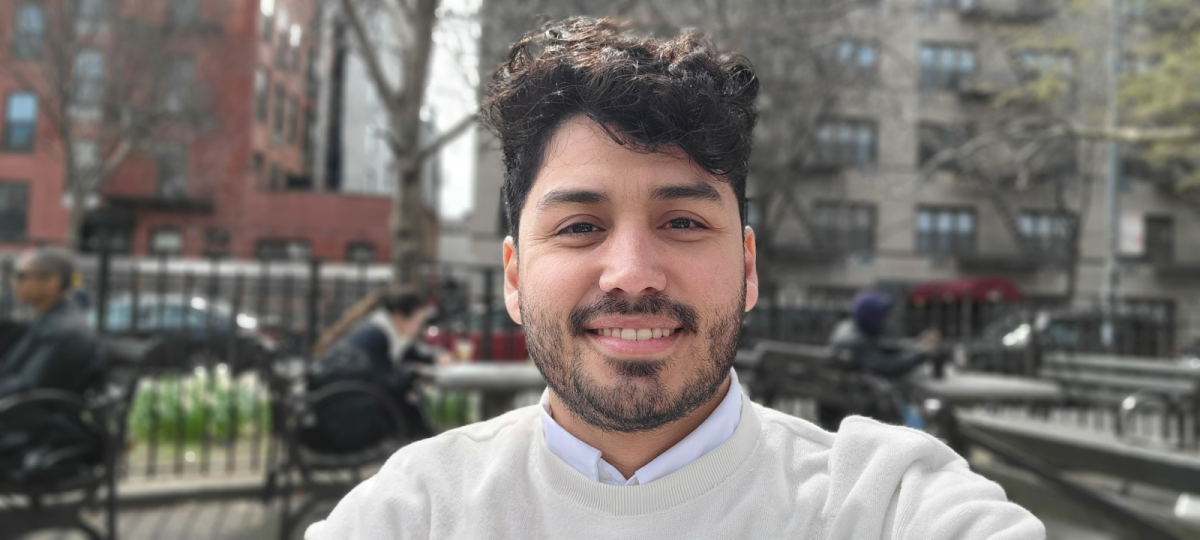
[960,0,1056,23]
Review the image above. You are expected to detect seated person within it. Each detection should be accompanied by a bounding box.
[0,249,103,483]
[303,290,445,453]
[821,290,940,429]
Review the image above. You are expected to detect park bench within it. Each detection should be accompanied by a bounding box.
[0,336,168,540]
[263,357,426,540]
[1038,352,1200,448]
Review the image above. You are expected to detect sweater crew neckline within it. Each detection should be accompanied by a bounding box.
[533,393,763,516]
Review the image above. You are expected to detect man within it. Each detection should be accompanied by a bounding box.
[308,18,1044,539]
[0,249,103,482]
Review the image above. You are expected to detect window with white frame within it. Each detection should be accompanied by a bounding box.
[919,43,977,90]
[916,206,976,255]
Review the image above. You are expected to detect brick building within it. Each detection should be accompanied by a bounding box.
[0,0,429,264]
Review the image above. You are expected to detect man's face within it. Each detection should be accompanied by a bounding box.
[12,254,57,306]
[503,116,758,433]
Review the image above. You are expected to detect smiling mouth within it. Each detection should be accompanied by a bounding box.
[586,327,681,341]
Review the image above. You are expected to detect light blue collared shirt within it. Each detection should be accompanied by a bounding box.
[539,369,743,486]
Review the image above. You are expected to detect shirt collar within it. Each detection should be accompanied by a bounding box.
[540,369,743,486]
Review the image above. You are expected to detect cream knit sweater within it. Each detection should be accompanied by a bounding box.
[306,396,1044,539]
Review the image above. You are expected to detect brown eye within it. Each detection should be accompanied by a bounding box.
[667,217,705,230]
[558,222,601,236]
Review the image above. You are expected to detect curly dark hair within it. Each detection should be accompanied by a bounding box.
[481,17,759,243]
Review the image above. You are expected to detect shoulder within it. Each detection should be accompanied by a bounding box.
[38,308,95,345]
[753,401,837,451]
[306,406,542,539]
[384,404,542,471]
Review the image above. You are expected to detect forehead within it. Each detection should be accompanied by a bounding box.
[528,116,733,207]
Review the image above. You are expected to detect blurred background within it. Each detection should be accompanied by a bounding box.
[2,0,1200,538]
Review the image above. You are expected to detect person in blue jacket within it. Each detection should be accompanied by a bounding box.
[819,290,940,430]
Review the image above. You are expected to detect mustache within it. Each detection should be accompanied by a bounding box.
[568,293,699,336]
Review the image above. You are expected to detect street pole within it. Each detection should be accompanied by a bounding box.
[1101,0,1124,349]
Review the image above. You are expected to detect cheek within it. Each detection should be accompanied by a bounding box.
[523,254,596,305]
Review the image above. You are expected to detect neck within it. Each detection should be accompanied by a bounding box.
[33,296,63,316]
[547,375,731,479]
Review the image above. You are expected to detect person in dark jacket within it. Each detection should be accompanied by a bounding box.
[0,249,103,482]
[818,290,940,430]
[304,290,446,452]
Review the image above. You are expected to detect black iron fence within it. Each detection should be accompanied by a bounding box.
[0,249,520,481]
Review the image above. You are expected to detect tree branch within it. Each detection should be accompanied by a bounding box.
[415,112,477,162]
[339,0,398,100]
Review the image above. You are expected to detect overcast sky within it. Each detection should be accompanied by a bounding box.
[426,0,482,221]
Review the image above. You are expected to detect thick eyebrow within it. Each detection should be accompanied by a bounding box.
[650,182,724,205]
[536,188,608,212]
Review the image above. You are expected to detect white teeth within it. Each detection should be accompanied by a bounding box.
[598,328,678,341]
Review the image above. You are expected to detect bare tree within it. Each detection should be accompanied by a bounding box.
[0,0,214,250]
[334,0,478,285]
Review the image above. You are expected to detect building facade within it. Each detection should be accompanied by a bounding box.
[0,0,434,264]
[466,0,1199,349]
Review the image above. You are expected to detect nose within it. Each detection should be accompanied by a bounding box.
[597,224,667,296]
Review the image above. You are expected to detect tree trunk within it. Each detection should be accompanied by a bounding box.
[65,176,87,251]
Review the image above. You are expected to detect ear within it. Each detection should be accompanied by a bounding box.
[503,236,521,325]
[743,226,759,312]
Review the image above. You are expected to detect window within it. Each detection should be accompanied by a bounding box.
[72,49,105,110]
[255,239,310,261]
[364,168,378,192]
[919,43,977,90]
[365,126,379,156]
[167,0,197,27]
[284,95,296,143]
[1145,216,1174,264]
[814,119,876,167]
[157,144,188,197]
[268,163,280,189]
[0,182,29,242]
[149,228,183,256]
[272,84,285,142]
[204,227,230,257]
[812,201,877,251]
[251,152,264,181]
[254,69,268,123]
[916,207,976,255]
[275,31,289,68]
[917,123,971,168]
[75,0,107,33]
[928,0,977,10]
[4,93,38,152]
[163,56,194,113]
[826,39,878,76]
[13,3,45,60]
[260,0,274,40]
[1019,210,1075,258]
[346,242,377,263]
[288,25,303,70]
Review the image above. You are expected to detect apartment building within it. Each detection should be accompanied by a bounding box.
[466,0,1198,348]
[0,0,436,264]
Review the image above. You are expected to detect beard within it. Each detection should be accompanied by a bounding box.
[521,284,745,433]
